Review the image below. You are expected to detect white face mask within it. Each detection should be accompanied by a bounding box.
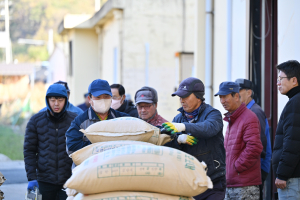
[111,96,124,110]
[92,99,112,114]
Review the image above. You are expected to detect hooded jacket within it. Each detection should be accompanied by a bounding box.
[40,101,83,116]
[23,84,77,185]
[164,103,226,182]
[224,103,263,187]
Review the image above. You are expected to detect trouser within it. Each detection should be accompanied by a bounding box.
[278,177,300,200]
[194,176,226,200]
[225,185,260,200]
[38,181,67,200]
[259,169,269,200]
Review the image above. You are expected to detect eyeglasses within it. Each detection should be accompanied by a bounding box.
[137,104,153,110]
[277,76,290,82]
[112,95,123,100]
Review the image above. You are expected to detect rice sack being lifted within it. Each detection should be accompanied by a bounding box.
[64,145,213,197]
[73,191,194,200]
[70,140,155,166]
[80,117,156,143]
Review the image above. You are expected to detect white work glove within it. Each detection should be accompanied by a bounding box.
[162,122,186,134]
[177,134,198,146]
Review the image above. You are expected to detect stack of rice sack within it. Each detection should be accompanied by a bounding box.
[65,117,213,199]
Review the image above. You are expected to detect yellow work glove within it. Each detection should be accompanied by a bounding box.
[177,134,198,145]
[162,122,186,134]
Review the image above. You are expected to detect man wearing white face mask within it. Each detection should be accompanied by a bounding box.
[65,79,129,154]
[110,84,138,117]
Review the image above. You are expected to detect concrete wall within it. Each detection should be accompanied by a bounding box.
[98,0,195,121]
[68,29,99,105]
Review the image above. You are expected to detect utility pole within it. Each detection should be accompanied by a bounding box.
[5,0,12,63]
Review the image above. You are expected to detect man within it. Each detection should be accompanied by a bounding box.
[110,84,138,117]
[66,79,129,154]
[163,77,226,200]
[24,84,77,199]
[134,86,167,126]
[77,93,90,111]
[235,78,272,200]
[215,81,263,200]
[40,81,83,116]
[273,60,300,199]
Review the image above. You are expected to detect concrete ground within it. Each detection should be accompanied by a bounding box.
[0,157,28,200]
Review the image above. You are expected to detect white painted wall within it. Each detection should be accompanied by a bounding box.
[102,17,121,85]
[277,0,300,119]
[113,0,196,121]
[49,46,67,83]
[212,0,248,111]
[69,29,99,105]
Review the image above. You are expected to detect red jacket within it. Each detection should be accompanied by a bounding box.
[224,103,263,187]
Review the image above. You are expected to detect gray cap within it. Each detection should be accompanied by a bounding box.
[135,86,158,104]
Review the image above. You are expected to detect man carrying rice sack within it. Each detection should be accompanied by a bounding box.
[66,79,129,155]
[163,77,226,200]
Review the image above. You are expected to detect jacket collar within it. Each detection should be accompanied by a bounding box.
[88,107,116,120]
[223,103,247,124]
[117,99,128,112]
[177,103,208,121]
[286,86,300,99]
[246,99,255,109]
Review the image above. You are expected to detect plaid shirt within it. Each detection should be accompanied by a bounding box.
[146,112,168,126]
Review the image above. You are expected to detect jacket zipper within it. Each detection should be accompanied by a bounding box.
[56,124,58,183]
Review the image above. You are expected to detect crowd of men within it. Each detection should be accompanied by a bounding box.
[23,60,300,200]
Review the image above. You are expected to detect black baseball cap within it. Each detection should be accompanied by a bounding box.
[172,77,205,98]
[235,79,254,90]
[214,82,239,96]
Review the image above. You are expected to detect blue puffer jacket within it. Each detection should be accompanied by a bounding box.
[40,102,83,116]
[24,84,77,185]
[66,107,129,154]
[164,103,225,181]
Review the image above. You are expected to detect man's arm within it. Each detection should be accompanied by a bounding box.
[276,112,300,181]
[235,118,263,173]
[23,117,38,181]
[65,116,90,154]
[183,109,223,139]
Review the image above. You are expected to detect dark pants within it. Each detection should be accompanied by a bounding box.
[38,181,67,200]
[259,169,269,200]
[194,176,226,200]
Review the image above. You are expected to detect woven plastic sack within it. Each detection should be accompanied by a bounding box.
[80,117,155,143]
[64,145,213,196]
[73,191,194,200]
[70,140,155,166]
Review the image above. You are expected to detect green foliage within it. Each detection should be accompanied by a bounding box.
[0,125,24,160]
[28,46,49,61]
[7,0,95,62]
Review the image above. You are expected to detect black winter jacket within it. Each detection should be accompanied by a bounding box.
[272,86,300,181]
[24,110,77,185]
[116,100,138,118]
[164,103,225,182]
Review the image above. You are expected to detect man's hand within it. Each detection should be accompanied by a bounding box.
[27,180,39,190]
[275,178,287,189]
[177,134,198,145]
[162,122,186,134]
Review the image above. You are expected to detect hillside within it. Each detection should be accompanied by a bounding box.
[1,0,95,62]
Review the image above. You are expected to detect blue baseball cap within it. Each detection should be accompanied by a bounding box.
[214,81,239,96]
[88,79,112,97]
